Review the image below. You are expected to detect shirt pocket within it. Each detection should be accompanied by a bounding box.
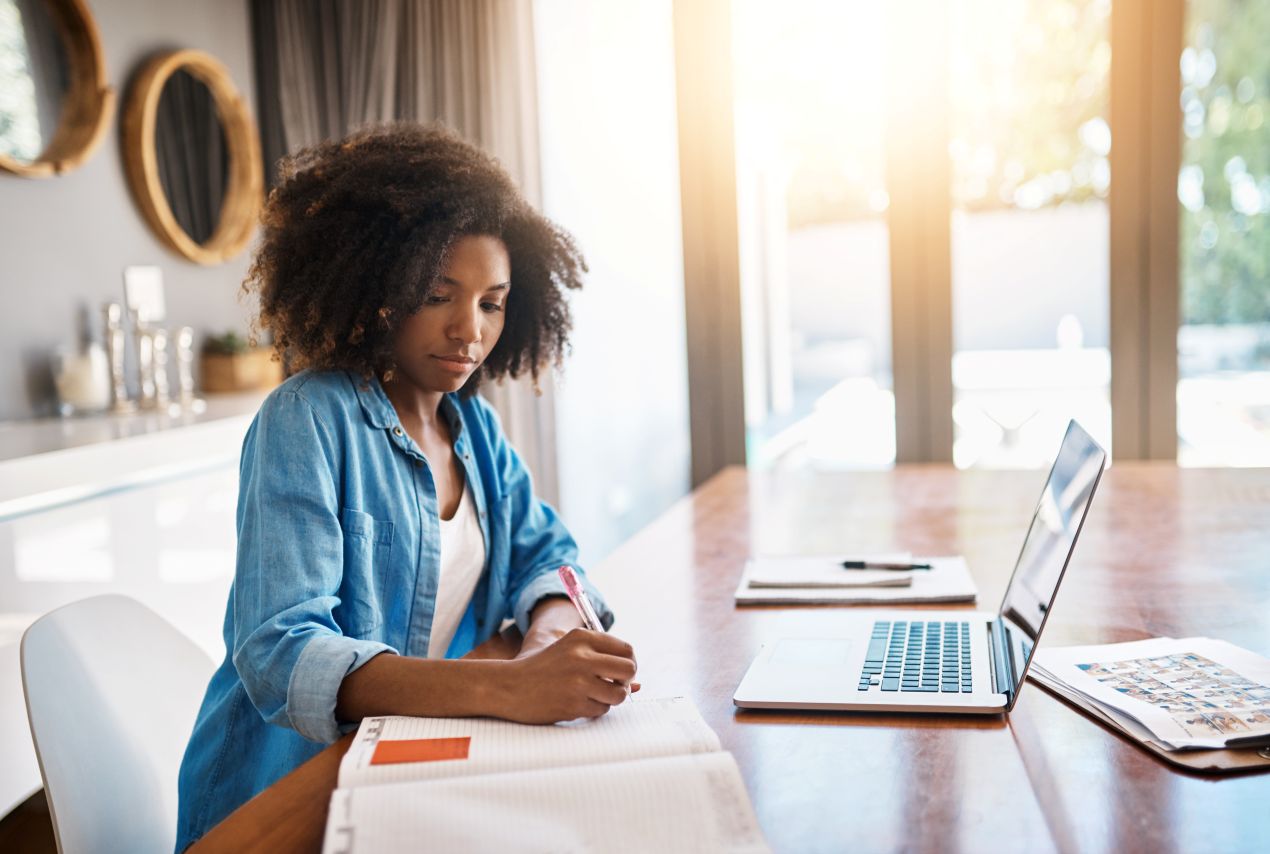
[337,507,395,636]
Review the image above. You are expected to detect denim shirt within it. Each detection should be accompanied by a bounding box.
[175,370,612,851]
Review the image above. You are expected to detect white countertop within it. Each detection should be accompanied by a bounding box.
[0,391,268,521]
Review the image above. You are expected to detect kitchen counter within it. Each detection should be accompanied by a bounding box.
[0,391,267,521]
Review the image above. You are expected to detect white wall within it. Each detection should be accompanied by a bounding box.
[534,0,691,564]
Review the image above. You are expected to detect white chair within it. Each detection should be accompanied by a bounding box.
[21,595,214,854]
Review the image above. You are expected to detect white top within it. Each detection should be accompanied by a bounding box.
[428,482,486,659]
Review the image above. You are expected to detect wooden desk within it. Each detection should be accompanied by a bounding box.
[191,463,1270,853]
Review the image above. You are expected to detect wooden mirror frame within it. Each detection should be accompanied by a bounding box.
[122,49,263,266]
[0,0,114,178]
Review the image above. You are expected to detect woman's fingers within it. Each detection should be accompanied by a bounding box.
[589,652,638,684]
[585,631,637,664]
[587,675,630,707]
[580,698,613,719]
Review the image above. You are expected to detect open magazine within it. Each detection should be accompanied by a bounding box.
[1029,637,1270,751]
[321,697,769,854]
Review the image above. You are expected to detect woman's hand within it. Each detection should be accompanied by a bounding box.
[492,628,638,724]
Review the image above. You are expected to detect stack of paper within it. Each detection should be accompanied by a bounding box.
[734,554,978,605]
[1030,637,1270,751]
[322,697,770,854]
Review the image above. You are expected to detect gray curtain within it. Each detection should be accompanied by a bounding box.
[250,0,540,203]
[249,0,556,501]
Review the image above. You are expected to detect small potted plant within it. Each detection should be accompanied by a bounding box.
[200,331,283,393]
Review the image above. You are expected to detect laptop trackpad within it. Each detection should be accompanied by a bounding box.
[769,638,853,667]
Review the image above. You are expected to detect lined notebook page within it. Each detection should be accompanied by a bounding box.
[323,752,770,854]
[339,696,722,788]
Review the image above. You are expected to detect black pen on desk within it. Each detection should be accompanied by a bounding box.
[840,560,932,571]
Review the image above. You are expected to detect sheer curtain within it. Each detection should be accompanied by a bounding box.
[250,0,558,502]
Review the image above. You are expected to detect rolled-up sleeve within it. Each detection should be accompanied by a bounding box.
[231,391,396,744]
[475,400,615,634]
[286,634,392,743]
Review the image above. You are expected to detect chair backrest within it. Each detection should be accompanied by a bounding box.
[21,595,214,854]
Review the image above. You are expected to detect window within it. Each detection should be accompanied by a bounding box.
[1177,0,1270,466]
[734,0,895,469]
[947,0,1113,468]
[536,0,692,561]
[682,0,1270,477]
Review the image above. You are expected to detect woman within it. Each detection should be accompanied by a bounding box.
[176,125,637,850]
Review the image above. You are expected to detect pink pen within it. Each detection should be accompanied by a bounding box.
[557,564,604,632]
[557,565,630,696]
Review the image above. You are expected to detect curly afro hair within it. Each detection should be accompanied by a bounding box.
[245,123,585,395]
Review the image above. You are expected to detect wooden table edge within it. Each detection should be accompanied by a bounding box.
[186,734,353,854]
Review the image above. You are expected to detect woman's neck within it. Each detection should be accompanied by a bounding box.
[381,374,446,431]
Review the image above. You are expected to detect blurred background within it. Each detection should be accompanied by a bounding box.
[3,0,1268,568]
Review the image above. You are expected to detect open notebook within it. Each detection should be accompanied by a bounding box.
[322,697,770,854]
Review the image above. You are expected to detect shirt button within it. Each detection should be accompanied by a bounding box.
[393,426,404,437]
[414,460,423,468]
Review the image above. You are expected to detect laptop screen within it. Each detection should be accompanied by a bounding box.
[997,420,1106,697]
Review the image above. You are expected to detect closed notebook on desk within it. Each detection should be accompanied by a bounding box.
[734,555,977,605]
[744,554,915,589]
[321,697,769,854]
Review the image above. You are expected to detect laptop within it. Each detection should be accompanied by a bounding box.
[734,419,1107,714]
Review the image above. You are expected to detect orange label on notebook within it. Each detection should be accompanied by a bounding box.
[370,736,471,765]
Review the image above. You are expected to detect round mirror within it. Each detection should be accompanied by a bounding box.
[0,0,113,177]
[123,49,262,265]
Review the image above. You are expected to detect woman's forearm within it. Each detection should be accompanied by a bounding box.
[334,653,513,722]
[334,625,638,726]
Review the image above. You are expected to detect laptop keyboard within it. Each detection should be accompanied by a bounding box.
[857,621,973,693]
